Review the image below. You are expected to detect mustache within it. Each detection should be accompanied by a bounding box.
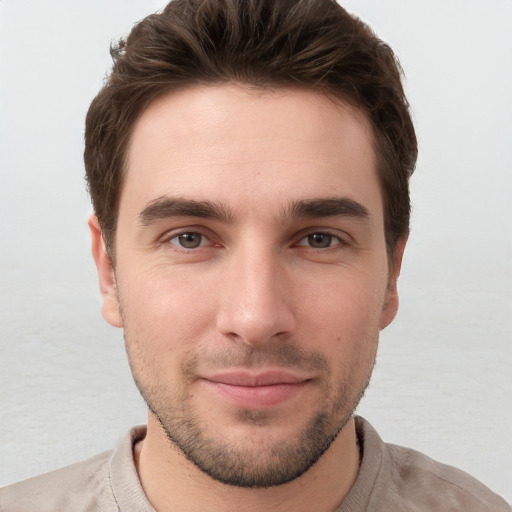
[182,342,329,375]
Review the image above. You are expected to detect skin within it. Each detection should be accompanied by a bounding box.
[90,85,405,512]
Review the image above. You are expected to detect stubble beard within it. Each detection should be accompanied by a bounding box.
[126,336,375,489]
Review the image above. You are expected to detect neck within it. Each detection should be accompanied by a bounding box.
[135,414,360,512]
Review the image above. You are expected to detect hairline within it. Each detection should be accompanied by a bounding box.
[103,81,399,266]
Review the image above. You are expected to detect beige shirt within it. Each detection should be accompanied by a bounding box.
[1,417,509,511]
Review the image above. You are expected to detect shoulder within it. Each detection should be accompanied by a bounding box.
[381,442,510,511]
[352,417,510,512]
[0,450,117,512]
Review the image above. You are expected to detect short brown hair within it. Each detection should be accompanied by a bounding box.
[85,0,417,259]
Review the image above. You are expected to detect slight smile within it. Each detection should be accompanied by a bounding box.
[201,370,312,409]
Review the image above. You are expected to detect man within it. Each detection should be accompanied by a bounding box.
[1,0,509,510]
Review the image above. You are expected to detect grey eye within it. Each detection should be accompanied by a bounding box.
[175,232,204,249]
[306,233,334,248]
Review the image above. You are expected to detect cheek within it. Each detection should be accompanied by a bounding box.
[299,270,387,336]
[117,263,218,351]
[295,270,386,381]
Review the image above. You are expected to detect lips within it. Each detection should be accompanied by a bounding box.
[207,370,307,386]
[201,370,310,408]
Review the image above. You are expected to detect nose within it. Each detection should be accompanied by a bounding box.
[216,242,296,347]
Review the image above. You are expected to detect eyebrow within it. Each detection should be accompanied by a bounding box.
[138,196,236,225]
[286,197,370,220]
[138,195,370,226]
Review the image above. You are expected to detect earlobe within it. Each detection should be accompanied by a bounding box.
[380,236,407,330]
[88,214,123,328]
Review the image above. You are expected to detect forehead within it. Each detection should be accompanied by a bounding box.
[121,85,381,222]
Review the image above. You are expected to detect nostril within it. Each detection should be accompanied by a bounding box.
[216,307,296,347]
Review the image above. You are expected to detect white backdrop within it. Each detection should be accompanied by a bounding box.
[1,0,511,502]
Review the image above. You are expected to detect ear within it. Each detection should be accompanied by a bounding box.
[88,214,123,328]
[380,236,407,330]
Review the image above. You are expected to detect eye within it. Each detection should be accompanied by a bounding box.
[298,232,341,249]
[169,232,207,249]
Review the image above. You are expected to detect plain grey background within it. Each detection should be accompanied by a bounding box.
[1,0,511,502]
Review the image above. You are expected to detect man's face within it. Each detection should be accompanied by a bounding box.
[92,85,403,487]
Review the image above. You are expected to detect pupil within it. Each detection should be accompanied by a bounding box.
[179,233,201,248]
[309,233,331,248]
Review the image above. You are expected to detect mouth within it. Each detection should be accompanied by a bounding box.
[200,370,311,409]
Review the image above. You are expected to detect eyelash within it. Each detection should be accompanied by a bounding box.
[162,229,348,252]
[167,232,211,250]
[295,232,346,249]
